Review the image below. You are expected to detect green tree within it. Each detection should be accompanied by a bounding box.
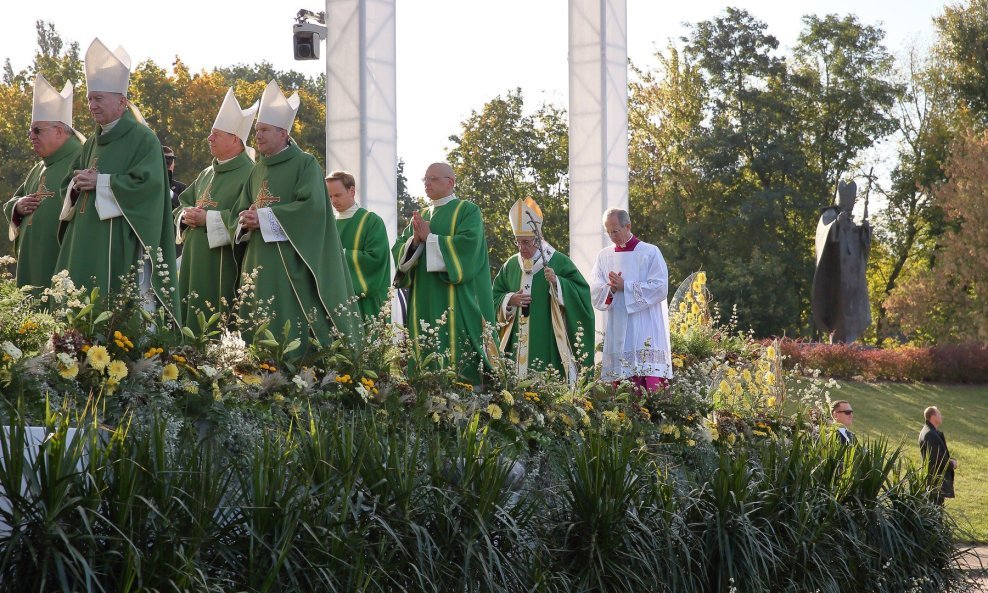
[790,14,901,196]
[446,88,568,270]
[933,0,988,126]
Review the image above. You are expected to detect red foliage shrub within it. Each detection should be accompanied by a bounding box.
[772,339,988,383]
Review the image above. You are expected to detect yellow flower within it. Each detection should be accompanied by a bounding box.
[508,409,521,424]
[81,344,91,353]
[161,363,179,383]
[500,390,514,406]
[107,359,128,381]
[696,271,706,284]
[718,380,730,394]
[679,302,688,313]
[242,374,263,385]
[335,374,351,384]
[431,412,441,423]
[741,369,753,383]
[486,403,503,420]
[673,356,684,368]
[727,433,736,446]
[766,396,777,407]
[766,346,777,359]
[87,345,110,371]
[59,363,79,380]
[272,393,285,403]
[691,303,700,315]
[764,372,776,385]
[172,354,187,364]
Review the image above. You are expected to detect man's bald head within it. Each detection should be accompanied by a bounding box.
[423,162,456,201]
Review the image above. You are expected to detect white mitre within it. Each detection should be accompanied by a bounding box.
[32,74,73,126]
[509,197,544,237]
[256,80,300,132]
[85,38,131,95]
[213,88,259,143]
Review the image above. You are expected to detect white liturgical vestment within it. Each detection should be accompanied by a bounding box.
[589,238,673,382]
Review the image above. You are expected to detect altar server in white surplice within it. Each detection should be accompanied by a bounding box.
[589,208,673,391]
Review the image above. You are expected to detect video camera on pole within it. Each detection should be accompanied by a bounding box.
[293,9,327,61]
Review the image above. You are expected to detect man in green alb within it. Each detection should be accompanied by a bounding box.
[327,170,391,320]
[393,163,496,385]
[174,88,257,334]
[233,80,360,350]
[56,39,180,323]
[492,198,594,386]
[3,75,83,295]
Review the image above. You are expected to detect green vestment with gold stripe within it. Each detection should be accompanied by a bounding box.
[336,207,391,320]
[393,197,496,385]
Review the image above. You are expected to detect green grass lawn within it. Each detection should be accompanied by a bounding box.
[836,381,988,543]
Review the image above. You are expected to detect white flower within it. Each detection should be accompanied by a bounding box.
[292,375,308,390]
[355,383,370,402]
[56,352,75,367]
[200,365,217,379]
[1,342,23,361]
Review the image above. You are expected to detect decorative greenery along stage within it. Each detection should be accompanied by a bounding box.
[0,261,971,591]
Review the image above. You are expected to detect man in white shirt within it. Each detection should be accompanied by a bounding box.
[590,208,673,392]
[831,400,856,445]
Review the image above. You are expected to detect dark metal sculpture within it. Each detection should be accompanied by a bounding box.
[812,180,872,343]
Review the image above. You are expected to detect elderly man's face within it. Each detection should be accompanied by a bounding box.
[515,236,538,260]
[254,123,288,156]
[207,128,242,160]
[603,215,633,247]
[28,121,67,158]
[422,166,454,200]
[87,92,127,126]
[832,403,854,428]
[326,179,356,213]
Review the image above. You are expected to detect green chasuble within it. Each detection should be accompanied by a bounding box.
[492,250,595,381]
[2,136,82,294]
[56,110,181,323]
[173,151,253,334]
[393,197,496,385]
[336,206,391,319]
[233,141,360,351]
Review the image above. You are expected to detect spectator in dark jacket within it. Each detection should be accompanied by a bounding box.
[919,406,956,505]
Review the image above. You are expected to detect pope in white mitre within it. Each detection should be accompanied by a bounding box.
[589,208,673,391]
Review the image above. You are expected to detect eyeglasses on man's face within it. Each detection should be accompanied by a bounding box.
[835,410,854,415]
[421,175,451,183]
[29,125,56,136]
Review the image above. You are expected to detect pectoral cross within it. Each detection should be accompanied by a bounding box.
[77,156,98,214]
[28,175,55,226]
[253,180,281,209]
[196,184,218,209]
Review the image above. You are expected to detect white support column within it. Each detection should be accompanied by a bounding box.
[568,0,628,275]
[325,0,398,246]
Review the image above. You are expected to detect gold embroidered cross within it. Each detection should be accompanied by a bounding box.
[196,184,218,209]
[28,175,55,226]
[252,180,281,208]
[77,156,99,214]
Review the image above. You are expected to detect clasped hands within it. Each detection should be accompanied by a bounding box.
[238,204,260,231]
[14,194,41,217]
[182,207,207,228]
[410,211,431,245]
[607,271,624,292]
[71,167,98,192]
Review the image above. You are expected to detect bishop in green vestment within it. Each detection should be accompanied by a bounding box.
[173,88,257,335]
[4,75,82,295]
[393,163,496,385]
[491,198,595,386]
[233,81,360,352]
[327,170,391,320]
[57,40,180,323]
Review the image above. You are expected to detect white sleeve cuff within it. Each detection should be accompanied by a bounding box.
[425,233,447,272]
[398,236,424,272]
[59,182,76,221]
[206,210,232,248]
[257,207,288,243]
[500,294,516,320]
[94,174,123,220]
[8,198,22,240]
